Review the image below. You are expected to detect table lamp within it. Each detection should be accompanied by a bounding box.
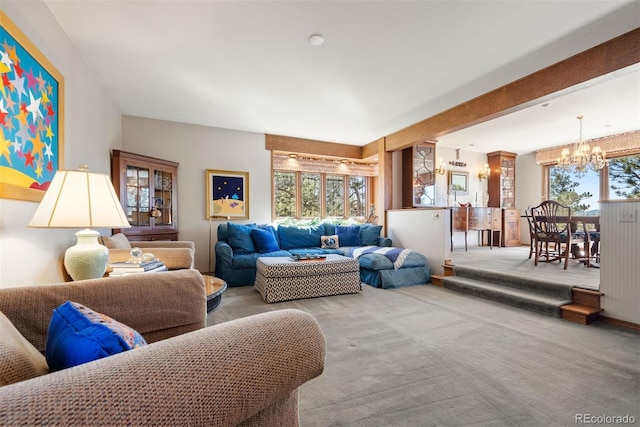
[28,165,131,280]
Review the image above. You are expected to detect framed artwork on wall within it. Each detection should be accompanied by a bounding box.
[0,11,65,202]
[206,169,249,219]
[448,170,469,195]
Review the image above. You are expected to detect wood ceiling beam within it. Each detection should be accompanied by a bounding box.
[266,134,368,160]
[385,28,640,152]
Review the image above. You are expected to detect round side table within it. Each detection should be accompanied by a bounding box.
[203,275,227,313]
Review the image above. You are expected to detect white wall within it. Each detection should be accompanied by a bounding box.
[515,152,543,244]
[122,116,271,273]
[0,1,122,287]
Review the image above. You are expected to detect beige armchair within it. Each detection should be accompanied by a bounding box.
[0,270,326,425]
[100,233,195,270]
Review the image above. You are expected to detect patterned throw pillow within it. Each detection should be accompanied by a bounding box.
[320,235,339,249]
[46,301,147,372]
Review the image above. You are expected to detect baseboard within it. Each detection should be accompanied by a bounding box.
[599,315,640,331]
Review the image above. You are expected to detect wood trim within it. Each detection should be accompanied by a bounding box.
[385,28,640,152]
[361,140,379,159]
[402,147,414,208]
[266,134,362,159]
[599,315,640,331]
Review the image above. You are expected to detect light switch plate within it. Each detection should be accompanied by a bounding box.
[618,209,637,223]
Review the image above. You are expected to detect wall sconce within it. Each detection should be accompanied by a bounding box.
[478,163,490,180]
[435,158,446,175]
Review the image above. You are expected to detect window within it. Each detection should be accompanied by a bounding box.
[608,154,640,200]
[273,171,369,220]
[349,176,367,217]
[547,153,640,214]
[274,172,297,217]
[325,175,345,217]
[301,174,321,217]
[548,166,599,215]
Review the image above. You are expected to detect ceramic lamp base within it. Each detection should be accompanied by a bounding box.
[64,229,109,281]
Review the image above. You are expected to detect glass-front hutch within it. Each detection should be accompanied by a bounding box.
[111,150,179,241]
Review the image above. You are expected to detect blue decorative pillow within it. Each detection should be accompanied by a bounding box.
[251,227,280,253]
[227,222,257,254]
[336,226,362,247]
[278,225,324,249]
[360,225,383,246]
[46,301,147,372]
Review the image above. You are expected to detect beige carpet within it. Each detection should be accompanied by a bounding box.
[208,282,637,427]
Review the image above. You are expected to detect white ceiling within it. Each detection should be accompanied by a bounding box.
[44,1,640,154]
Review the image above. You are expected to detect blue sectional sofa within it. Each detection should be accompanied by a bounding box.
[215,222,431,289]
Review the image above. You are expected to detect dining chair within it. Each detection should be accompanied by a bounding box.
[530,200,584,270]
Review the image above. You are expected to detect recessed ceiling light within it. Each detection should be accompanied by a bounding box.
[309,33,325,46]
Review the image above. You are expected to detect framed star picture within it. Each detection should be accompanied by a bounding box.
[0,11,64,202]
[206,169,249,219]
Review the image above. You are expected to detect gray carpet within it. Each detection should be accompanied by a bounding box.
[207,284,639,427]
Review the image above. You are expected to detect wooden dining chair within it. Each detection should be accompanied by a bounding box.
[530,200,584,270]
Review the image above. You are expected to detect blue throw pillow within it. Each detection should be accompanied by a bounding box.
[278,225,324,249]
[227,222,257,254]
[360,225,383,246]
[46,301,147,372]
[251,227,280,253]
[336,225,362,247]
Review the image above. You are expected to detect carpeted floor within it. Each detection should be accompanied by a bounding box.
[208,284,638,427]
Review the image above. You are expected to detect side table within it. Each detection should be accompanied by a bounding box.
[203,275,227,313]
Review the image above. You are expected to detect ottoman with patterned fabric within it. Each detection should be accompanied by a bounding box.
[254,254,361,303]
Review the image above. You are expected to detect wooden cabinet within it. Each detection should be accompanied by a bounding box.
[451,207,501,251]
[501,208,521,247]
[111,150,179,241]
[487,151,516,209]
[487,151,520,246]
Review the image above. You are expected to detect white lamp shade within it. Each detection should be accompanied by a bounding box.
[28,169,131,281]
[29,170,131,228]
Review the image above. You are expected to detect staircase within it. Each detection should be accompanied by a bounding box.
[436,264,602,323]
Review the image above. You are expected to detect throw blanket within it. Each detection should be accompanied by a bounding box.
[350,246,412,270]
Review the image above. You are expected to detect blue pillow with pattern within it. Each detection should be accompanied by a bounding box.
[46,301,147,372]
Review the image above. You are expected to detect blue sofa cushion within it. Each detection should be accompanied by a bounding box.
[46,301,147,372]
[357,251,428,270]
[251,226,280,253]
[336,225,361,247]
[227,223,257,254]
[360,225,383,246]
[233,251,292,268]
[278,225,324,250]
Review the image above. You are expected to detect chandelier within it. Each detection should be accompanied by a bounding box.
[557,116,606,172]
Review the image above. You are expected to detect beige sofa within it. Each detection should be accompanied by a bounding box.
[100,233,196,270]
[0,270,326,426]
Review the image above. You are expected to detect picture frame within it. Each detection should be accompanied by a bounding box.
[206,169,249,219]
[448,170,469,195]
[0,11,65,202]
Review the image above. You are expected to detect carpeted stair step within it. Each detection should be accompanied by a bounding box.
[441,276,572,317]
[451,265,573,300]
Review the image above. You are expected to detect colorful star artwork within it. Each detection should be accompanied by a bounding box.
[206,170,249,219]
[0,11,64,202]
